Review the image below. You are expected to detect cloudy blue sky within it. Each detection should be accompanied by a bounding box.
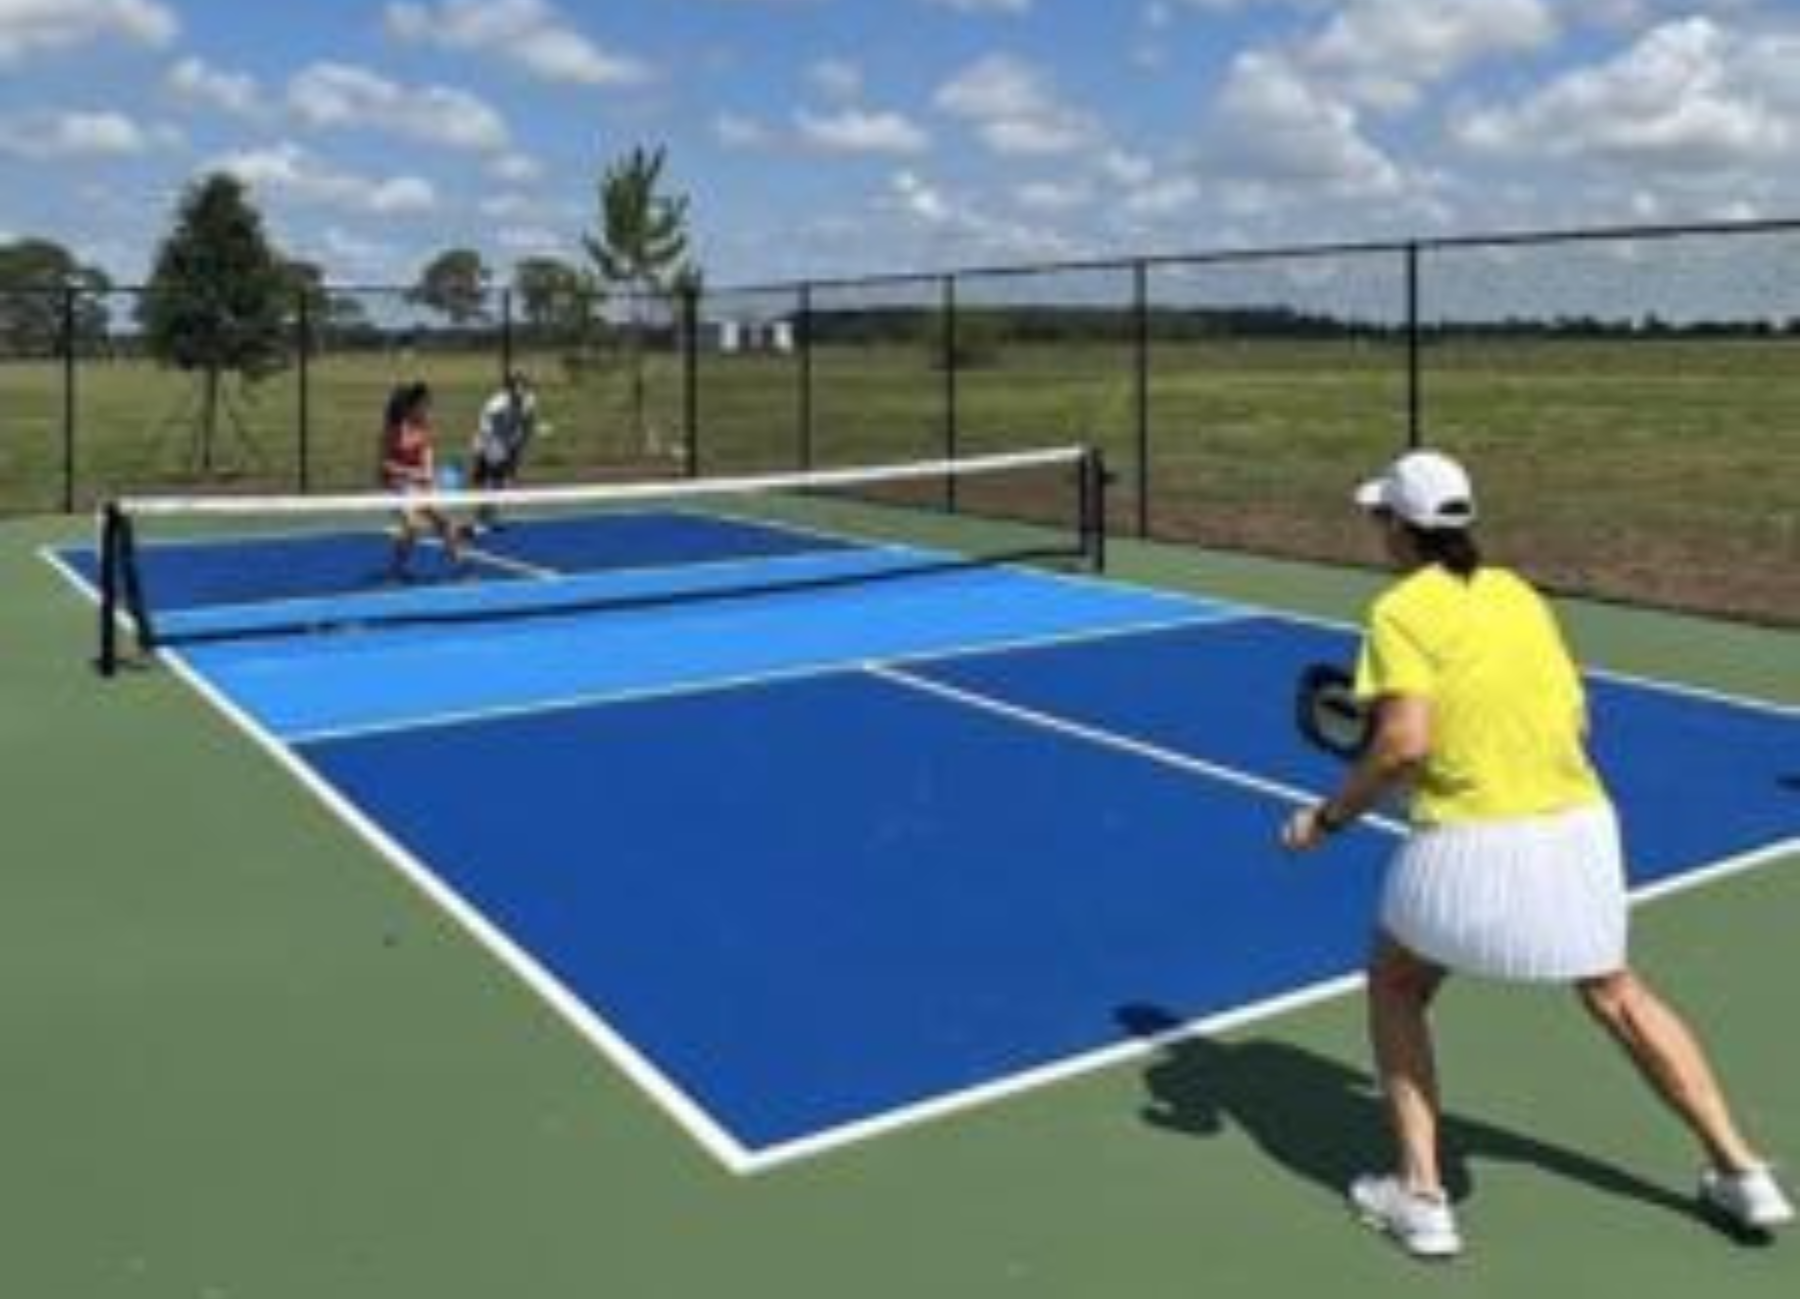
[1,0,1796,286]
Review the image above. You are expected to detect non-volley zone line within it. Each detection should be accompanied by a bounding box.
[273,605,1253,746]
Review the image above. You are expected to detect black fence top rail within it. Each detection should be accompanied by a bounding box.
[714,214,1800,298]
[7,214,1794,303]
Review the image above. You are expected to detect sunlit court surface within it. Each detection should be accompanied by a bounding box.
[4,433,1792,1296]
[6,4,1800,1289]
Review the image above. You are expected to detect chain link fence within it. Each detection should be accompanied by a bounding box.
[3,218,1795,622]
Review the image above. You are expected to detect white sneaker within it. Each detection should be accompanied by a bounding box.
[1349,1174,1464,1259]
[1701,1164,1795,1231]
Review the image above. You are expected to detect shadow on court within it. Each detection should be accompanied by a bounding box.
[1115,1002,1719,1229]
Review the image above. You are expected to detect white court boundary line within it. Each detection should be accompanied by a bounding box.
[159,649,762,1174]
[739,830,1800,1172]
[33,540,1800,1177]
[1049,561,1800,721]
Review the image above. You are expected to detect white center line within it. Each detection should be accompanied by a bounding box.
[865,661,1407,835]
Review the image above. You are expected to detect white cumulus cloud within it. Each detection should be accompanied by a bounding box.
[1300,0,1558,113]
[796,107,930,155]
[1453,17,1796,173]
[0,0,176,65]
[166,56,265,119]
[288,63,510,153]
[213,143,439,216]
[0,108,177,159]
[891,169,951,224]
[384,0,653,88]
[1205,49,1404,195]
[934,54,1100,156]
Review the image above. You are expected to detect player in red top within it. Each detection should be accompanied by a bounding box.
[380,381,464,580]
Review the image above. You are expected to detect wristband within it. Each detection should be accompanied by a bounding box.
[1315,801,1352,834]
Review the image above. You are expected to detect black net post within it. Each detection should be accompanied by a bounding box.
[296,287,312,494]
[1081,447,1109,572]
[680,284,700,478]
[942,274,959,510]
[1132,259,1150,539]
[796,282,813,472]
[95,500,153,675]
[94,502,129,674]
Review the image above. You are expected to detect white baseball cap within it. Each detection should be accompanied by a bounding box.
[1354,450,1477,530]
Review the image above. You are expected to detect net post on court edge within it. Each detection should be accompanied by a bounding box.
[1080,446,1109,572]
[95,500,152,677]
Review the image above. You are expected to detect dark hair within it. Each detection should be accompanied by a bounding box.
[1405,523,1483,578]
[381,383,433,442]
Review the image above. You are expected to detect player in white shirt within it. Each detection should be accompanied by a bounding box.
[469,369,538,529]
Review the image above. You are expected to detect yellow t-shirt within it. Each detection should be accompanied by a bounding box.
[1354,565,1606,825]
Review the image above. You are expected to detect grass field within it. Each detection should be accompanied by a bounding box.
[1,335,1796,621]
[2,510,1795,1299]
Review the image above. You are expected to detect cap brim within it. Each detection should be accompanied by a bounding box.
[1353,479,1387,512]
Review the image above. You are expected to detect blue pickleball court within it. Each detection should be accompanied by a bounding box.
[51,500,1800,1172]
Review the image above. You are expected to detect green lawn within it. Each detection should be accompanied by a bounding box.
[2,335,1795,622]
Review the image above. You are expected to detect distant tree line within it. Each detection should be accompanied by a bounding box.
[796,304,1800,347]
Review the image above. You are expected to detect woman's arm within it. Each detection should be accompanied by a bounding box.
[1283,694,1431,850]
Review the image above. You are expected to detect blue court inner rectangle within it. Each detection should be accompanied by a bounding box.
[298,666,1394,1153]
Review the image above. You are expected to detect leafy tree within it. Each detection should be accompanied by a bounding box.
[410,247,492,327]
[583,145,697,453]
[138,173,290,472]
[513,255,607,380]
[513,256,592,334]
[278,258,379,347]
[0,237,112,355]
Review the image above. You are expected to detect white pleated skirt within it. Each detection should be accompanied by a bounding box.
[1380,801,1628,982]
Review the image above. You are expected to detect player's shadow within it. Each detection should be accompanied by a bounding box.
[1115,1002,1714,1228]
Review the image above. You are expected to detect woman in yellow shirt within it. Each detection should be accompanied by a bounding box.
[1282,450,1791,1259]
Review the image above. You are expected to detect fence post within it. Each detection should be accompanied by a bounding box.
[296,288,312,493]
[61,283,77,514]
[1132,259,1150,539]
[797,282,813,472]
[1405,242,1422,450]
[942,274,959,510]
[681,285,700,478]
[500,287,515,381]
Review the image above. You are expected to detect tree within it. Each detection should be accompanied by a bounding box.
[512,255,606,379]
[514,256,588,332]
[278,258,379,348]
[0,237,112,355]
[411,247,491,328]
[583,145,697,454]
[138,173,290,473]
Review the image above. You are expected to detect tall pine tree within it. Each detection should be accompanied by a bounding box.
[584,146,695,455]
[138,173,289,473]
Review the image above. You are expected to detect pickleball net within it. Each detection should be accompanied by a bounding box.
[93,445,1107,673]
